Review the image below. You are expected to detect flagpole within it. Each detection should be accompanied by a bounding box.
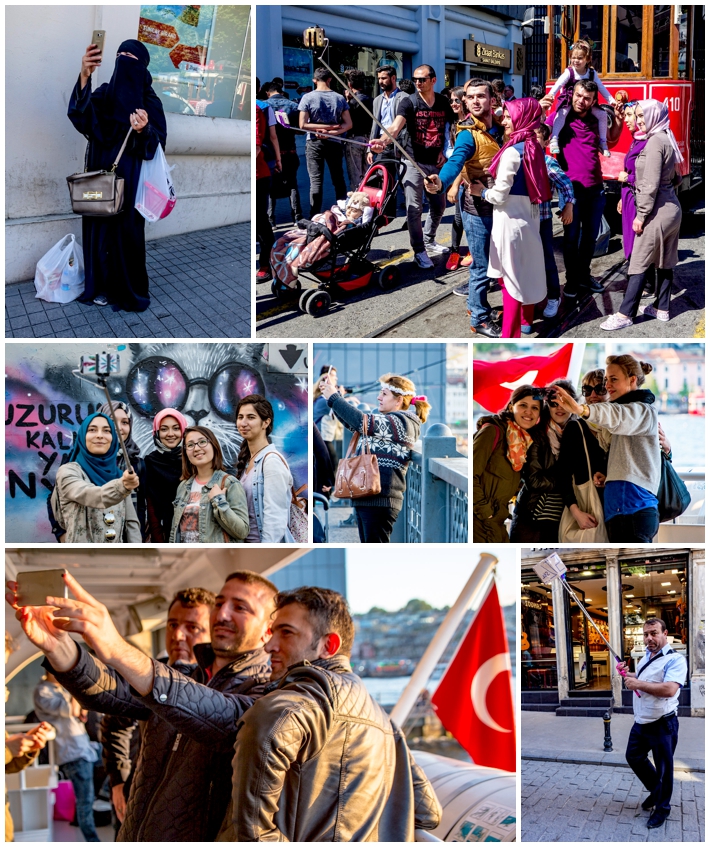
[389,553,498,728]
[566,342,586,388]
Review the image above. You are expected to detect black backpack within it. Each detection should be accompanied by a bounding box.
[656,452,691,523]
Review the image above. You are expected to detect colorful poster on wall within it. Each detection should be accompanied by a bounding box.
[283,46,314,101]
[5,343,308,542]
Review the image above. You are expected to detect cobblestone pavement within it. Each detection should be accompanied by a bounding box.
[522,759,705,842]
[6,223,250,339]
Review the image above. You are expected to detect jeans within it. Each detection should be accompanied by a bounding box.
[344,135,369,190]
[61,758,100,842]
[402,161,446,253]
[562,182,606,292]
[621,268,673,318]
[256,176,275,270]
[606,507,659,542]
[626,715,679,813]
[462,210,494,325]
[540,216,561,299]
[355,505,401,543]
[305,139,347,216]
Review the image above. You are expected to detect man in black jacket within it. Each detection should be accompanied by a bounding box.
[7,570,276,842]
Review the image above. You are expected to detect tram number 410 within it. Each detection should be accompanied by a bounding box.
[664,96,682,111]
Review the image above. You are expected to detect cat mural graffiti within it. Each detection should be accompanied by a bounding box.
[5,342,309,542]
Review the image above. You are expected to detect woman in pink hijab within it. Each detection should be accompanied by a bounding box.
[601,99,683,331]
[469,97,550,337]
[144,407,188,541]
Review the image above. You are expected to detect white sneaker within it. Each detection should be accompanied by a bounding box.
[642,304,670,322]
[602,149,611,157]
[549,139,560,154]
[424,241,449,255]
[414,251,434,269]
[543,298,560,318]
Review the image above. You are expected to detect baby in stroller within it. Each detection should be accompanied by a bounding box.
[271,192,373,289]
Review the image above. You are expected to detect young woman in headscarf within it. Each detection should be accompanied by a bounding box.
[601,99,684,330]
[99,401,147,539]
[50,413,141,543]
[473,385,543,543]
[144,408,187,542]
[68,39,167,311]
[468,97,549,338]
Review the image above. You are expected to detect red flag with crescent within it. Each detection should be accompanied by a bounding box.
[431,582,515,771]
[473,343,574,413]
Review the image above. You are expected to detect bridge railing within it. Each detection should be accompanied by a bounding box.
[392,424,469,544]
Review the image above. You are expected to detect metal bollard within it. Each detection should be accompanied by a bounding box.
[603,711,613,751]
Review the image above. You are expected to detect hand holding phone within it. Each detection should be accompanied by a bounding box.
[14,570,68,607]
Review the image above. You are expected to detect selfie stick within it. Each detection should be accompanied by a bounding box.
[532,552,640,697]
[72,353,133,474]
[302,26,429,179]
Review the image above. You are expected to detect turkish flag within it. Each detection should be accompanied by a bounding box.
[473,343,574,412]
[431,582,515,771]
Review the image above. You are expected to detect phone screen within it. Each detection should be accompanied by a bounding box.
[16,569,68,607]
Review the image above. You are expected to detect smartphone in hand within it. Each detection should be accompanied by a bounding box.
[16,569,68,607]
[91,30,106,54]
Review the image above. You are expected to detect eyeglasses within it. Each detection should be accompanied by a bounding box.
[582,384,608,397]
[185,438,210,452]
[452,98,462,103]
[413,76,432,83]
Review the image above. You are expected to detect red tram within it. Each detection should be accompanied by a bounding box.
[542,5,704,193]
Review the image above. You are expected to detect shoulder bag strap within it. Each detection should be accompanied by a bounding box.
[361,414,371,455]
[577,420,593,481]
[111,127,134,173]
[264,450,304,506]
[636,650,672,679]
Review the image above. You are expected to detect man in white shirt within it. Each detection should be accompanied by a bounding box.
[617,618,687,829]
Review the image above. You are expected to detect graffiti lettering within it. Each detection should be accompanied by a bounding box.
[57,432,75,450]
[5,406,12,426]
[38,451,58,477]
[58,404,73,426]
[8,471,36,499]
[42,432,57,450]
[38,404,56,425]
[26,431,41,450]
[16,405,38,427]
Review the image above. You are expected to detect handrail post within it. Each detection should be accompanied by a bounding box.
[420,424,457,543]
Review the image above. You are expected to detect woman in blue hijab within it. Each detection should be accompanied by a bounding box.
[50,413,142,543]
[68,38,167,311]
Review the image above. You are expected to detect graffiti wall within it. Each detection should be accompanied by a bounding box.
[6,342,309,542]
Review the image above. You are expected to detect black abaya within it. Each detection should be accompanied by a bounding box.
[67,44,167,312]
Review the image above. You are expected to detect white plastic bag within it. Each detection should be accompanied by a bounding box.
[34,234,85,304]
[135,144,176,222]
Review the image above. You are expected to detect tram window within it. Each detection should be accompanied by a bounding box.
[614,6,644,73]
[677,6,691,79]
[578,6,603,73]
[653,5,672,77]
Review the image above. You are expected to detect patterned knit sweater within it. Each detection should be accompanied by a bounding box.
[327,394,421,508]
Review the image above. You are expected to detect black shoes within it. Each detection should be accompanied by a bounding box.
[647,809,669,829]
[471,321,501,338]
[641,795,655,811]
[586,277,605,293]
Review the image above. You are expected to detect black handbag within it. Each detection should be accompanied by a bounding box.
[656,452,691,523]
[66,127,133,216]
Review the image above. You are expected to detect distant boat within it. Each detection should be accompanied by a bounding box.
[688,393,705,416]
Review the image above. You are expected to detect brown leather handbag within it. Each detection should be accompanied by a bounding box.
[66,127,133,216]
[334,416,381,499]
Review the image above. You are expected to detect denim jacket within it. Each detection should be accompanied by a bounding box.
[170,469,249,543]
[248,445,294,543]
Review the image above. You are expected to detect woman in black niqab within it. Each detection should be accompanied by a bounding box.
[68,38,167,312]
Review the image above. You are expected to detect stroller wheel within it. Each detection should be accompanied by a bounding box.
[305,289,331,317]
[298,289,312,313]
[377,264,401,291]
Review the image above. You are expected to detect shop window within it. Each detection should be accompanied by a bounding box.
[613,6,644,73]
[521,583,558,690]
[578,6,603,75]
[653,5,672,78]
[138,5,251,119]
[620,557,689,683]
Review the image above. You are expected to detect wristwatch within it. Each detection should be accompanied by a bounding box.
[581,404,590,419]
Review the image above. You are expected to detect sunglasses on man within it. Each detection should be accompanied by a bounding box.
[581,383,608,398]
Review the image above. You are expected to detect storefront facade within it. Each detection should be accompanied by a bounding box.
[256,5,526,99]
[6,4,251,283]
[521,548,704,717]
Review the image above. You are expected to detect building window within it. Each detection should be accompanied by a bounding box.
[138,5,251,119]
[521,579,558,691]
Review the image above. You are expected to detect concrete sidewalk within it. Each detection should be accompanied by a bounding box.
[6,222,250,339]
[522,711,705,772]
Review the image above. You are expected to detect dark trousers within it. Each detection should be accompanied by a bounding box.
[355,505,400,543]
[562,182,606,293]
[626,715,679,812]
[606,507,659,542]
[61,758,100,841]
[256,176,275,270]
[540,216,561,299]
[305,139,347,216]
[621,268,673,318]
[451,195,464,252]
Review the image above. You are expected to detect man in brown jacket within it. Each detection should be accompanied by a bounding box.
[227,587,442,842]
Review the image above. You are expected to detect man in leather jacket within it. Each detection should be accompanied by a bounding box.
[7,570,276,842]
[226,587,442,842]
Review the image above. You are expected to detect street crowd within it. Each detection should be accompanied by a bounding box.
[6,573,441,841]
[44,398,303,545]
[256,41,684,337]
